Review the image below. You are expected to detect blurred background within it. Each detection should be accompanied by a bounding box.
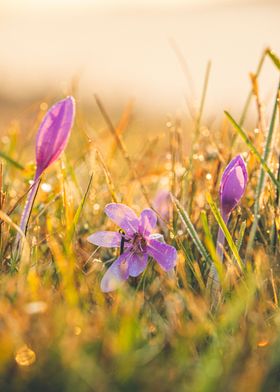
[0,0,280,128]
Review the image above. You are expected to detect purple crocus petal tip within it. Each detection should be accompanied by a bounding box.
[35,96,75,179]
[100,253,130,292]
[87,231,122,248]
[128,253,148,277]
[104,203,139,235]
[147,238,177,271]
[220,154,248,216]
[139,208,157,236]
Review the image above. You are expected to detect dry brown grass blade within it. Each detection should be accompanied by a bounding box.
[108,100,134,161]
[94,94,151,206]
[95,149,119,203]
[0,180,40,226]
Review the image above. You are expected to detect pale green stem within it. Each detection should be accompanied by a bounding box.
[209,212,229,285]
[14,176,41,257]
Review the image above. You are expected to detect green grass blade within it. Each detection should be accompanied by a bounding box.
[267,49,280,70]
[236,220,247,252]
[66,173,93,243]
[172,196,211,265]
[0,151,24,170]
[206,192,244,272]
[224,111,280,189]
[246,78,280,254]
[201,211,224,277]
[201,210,226,305]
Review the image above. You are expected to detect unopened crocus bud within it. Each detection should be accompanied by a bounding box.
[207,154,248,300]
[35,96,75,179]
[219,154,248,219]
[15,97,75,252]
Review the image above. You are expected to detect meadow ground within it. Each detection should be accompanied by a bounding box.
[0,49,279,392]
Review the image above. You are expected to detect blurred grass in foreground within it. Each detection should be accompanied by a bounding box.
[0,48,279,391]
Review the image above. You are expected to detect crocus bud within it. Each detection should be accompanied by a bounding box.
[207,154,248,298]
[219,154,248,218]
[35,96,75,179]
[15,97,75,251]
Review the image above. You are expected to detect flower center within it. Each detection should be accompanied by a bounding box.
[131,233,147,254]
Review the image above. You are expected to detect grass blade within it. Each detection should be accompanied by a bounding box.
[267,49,280,70]
[206,192,244,272]
[236,220,247,252]
[224,111,280,189]
[246,78,280,254]
[239,48,267,127]
[172,196,211,265]
[66,173,93,243]
[0,151,24,170]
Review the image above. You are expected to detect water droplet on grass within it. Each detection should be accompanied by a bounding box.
[40,102,48,111]
[24,301,47,315]
[15,345,36,367]
[41,183,52,193]
[74,326,82,336]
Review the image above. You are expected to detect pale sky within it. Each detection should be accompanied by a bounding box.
[0,0,279,116]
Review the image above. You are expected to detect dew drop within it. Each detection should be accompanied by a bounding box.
[41,183,52,193]
[74,326,82,336]
[1,136,10,144]
[40,102,48,111]
[257,340,269,348]
[198,154,204,162]
[15,345,36,367]
[24,301,47,315]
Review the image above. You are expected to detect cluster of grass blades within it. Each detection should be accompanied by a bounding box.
[0,48,279,392]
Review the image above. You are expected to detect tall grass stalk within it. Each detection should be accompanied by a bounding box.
[246,79,280,256]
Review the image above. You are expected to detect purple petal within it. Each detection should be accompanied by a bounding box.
[152,189,171,222]
[105,203,139,235]
[87,231,122,248]
[220,155,248,215]
[139,209,157,236]
[128,252,148,277]
[100,252,130,292]
[147,238,177,271]
[35,96,75,179]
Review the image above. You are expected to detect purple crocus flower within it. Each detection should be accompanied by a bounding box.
[16,97,75,248]
[217,154,248,260]
[35,96,75,180]
[152,189,171,222]
[208,154,248,297]
[87,203,177,292]
[220,154,248,219]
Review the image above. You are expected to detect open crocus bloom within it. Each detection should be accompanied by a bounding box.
[87,203,177,292]
[219,154,248,218]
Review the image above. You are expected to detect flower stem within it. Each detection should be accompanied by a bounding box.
[14,177,41,255]
[216,213,229,262]
[207,212,229,305]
